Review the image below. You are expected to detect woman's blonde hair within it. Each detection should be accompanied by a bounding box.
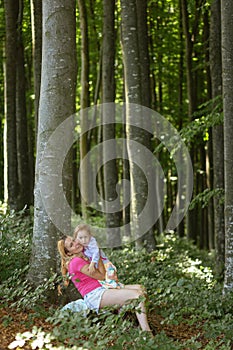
[73,223,92,240]
[57,236,88,287]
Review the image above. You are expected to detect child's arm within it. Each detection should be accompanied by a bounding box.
[88,237,101,266]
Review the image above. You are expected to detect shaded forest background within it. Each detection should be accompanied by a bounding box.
[1,0,233,293]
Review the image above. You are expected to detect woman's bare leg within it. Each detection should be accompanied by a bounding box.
[99,286,151,332]
[135,301,151,332]
[124,284,146,294]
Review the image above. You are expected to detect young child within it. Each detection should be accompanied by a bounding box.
[73,224,124,289]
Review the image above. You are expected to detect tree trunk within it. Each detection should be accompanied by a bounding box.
[78,0,90,219]
[136,0,150,109]
[136,0,156,251]
[16,0,32,209]
[121,0,155,248]
[3,0,19,209]
[0,9,4,200]
[102,0,121,247]
[209,0,224,279]
[180,0,197,241]
[177,1,185,237]
[28,0,76,288]
[221,0,233,293]
[30,0,42,138]
[203,7,214,251]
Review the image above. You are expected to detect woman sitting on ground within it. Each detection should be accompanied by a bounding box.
[57,235,152,333]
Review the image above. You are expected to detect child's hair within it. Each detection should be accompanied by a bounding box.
[73,223,92,239]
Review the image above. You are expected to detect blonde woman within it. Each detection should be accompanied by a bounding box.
[57,235,152,333]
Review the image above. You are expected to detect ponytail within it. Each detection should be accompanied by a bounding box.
[57,238,70,287]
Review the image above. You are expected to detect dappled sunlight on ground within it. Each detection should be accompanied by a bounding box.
[0,305,221,349]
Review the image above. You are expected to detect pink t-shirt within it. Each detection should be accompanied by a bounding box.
[68,256,102,297]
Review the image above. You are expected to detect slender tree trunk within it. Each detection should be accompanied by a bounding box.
[156,0,163,113]
[29,0,42,205]
[3,0,19,209]
[148,15,157,111]
[24,49,35,207]
[206,131,214,250]
[209,0,224,279]
[16,0,32,209]
[78,0,90,219]
[121,0,155,248]
[221,0,233,293]
[121,0,142,246]
[136,0,150,109]
[102,0,121,247]
[30,0,42,138]
[203,7,214,251]
[176,1,185,237]
[122,113,131,241]
[136,0,156,250]
[180,0,197,241]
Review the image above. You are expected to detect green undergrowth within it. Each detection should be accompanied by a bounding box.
[0,209,233,349]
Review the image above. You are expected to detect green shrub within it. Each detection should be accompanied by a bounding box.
[1,213,233,350]
[0,207,33,281]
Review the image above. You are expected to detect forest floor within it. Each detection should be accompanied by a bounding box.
[0,304,221,349]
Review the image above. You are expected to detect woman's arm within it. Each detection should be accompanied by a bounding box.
[80,259,105,280]
[97,257,106,275]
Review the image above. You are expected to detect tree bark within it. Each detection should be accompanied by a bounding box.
[203,7,214,251]
[180,0,197,242]
[221,0,233,293]
[3,0,19,209]
[102,0,121,247]
[30,0,42,138]
[136,0,156,250]
[78,0,90,219]
[121,0,155,248]
[16,0,32,209]
[28,0,76,287]
[209,0,224,279]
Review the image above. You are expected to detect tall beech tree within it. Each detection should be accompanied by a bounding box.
[78,0,90,219]
[209,0,224,278]
[180,0,197,243]
[3,0,33,210]
[102,0,121,247]
[3,0,19,209]
[28,0,76,286]
[221,0,233,293]
[16,0,32,208]
[120,0,155,249]
[121,0,142,246]
[136,0,156,250]
[180,0,210,246]
[30,0,42,137]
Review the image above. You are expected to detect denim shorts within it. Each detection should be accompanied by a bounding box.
[84,286,106,313]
